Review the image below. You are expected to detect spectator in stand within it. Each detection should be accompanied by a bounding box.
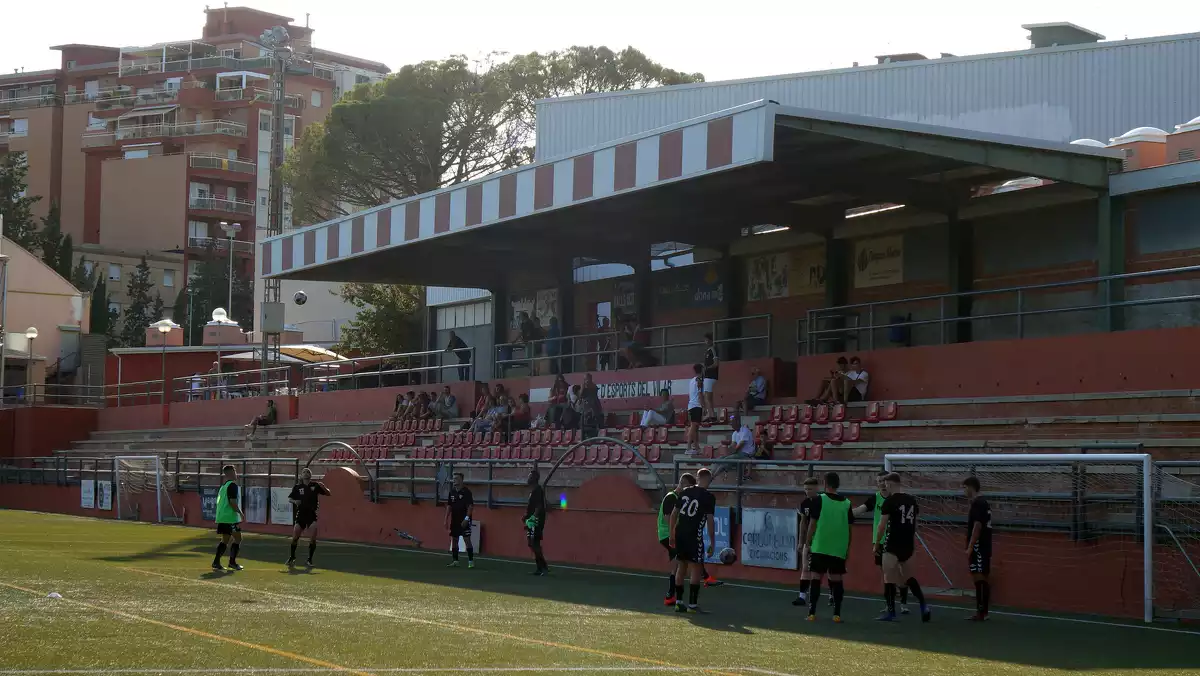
[474,383,491,417]
[518,312,543,371]
[597,317,613,371]
[640,388,676,427]
[685,364,704,456]
[727,407,765,481]
[578,374,604,437]
[844,356,870,403]
[390,393,409,421]
[245,400,278,440]
[431,386,459,419]
[621,316,654,368]
[581,373,599,401]
[511,393,532,431]
[545,317,563,374]
[471,396,510,435]
[701,333,719,422]
[745,366,768,410]
[561,384,583,430]
[546,375,570,427]
[810,357,849,405]
[400,391,420,420]
[445,331,471,381]
[413,392,433,420]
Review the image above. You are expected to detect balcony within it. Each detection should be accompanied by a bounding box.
[82,120,248,148]
[119,55,277,77]
[187,236,254,253]
[89,86,184,111]
[188,196,255,217]
[214,87,304,110]
[0,94,61,112]
[188,153,256,175]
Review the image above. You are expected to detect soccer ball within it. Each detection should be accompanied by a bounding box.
[293,290,307,306]
[718,547,736,565]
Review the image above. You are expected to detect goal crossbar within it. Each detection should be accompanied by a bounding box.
[113,455,164,523]
[884,453,1154,623]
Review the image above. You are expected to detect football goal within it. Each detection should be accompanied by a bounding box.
[113,455,180,523]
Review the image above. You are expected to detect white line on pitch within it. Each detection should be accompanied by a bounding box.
[0,667,752,675]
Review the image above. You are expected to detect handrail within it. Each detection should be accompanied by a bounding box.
[173,366,292,401]
[189,195,255,215]
[187,153,256,174]
[802,263,1200,355]
[493,314,772,377]
[300,348,476,392]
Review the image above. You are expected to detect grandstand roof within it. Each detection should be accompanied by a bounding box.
[260,100,1121,289]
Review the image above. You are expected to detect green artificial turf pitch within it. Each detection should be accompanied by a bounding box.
[0,510,1197,675]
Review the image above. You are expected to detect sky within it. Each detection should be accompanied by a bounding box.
[4,1,1197,85]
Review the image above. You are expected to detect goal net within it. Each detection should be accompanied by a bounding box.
[1154,465,1200,620]
[884,453,1168,623]
[113,456,180,523]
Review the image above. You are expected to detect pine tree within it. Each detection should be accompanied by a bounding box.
[0,153,42,250]
[70,255,96,294]
[119,257,156,347]
[172,243,253,345]
[89,278,120,348]
[57,233,75,281]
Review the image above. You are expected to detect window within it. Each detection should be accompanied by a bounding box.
[67,60,78,69]
[283,115,295,137]
[11,119,28,137]
[86,113,106,131]
[310,89,322,108]
[220,48,243,59]
[83,261,95,277]
[108,302,121,317]
[258,150,269,167]
[355,74,370,85]
[227,148,238,159]
[258,188,269,207]
[162,270,175,288]
[124,149,150,159]
[188,220,209,239]
[84,80,99,98]
[107,264,121,281]
[259,110,271,132]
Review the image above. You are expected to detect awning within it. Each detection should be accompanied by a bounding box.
[116,104,178,120]
[217,71,270,80]
[219,345,347,364]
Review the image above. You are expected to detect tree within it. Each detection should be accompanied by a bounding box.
[0,152,42,250]
[284,46,703,223]
[333,283,423,356]
[69,254,97,295]
[89,277,119,348]
[172,242,253,345]
[35,202,79,282]
[119,257,158,347]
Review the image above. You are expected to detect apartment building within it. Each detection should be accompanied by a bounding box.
[0,6,387,336]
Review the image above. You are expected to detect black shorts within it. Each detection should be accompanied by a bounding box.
[450,517,472,539]
[688,407,703,424]
[659,537,676,561]
[847,389,864,403]
[808,553,846,575]
[526,524,544,546]
[969,544,991,575]
[255,415,274,426]
[884,545,914,564]
[674,533,704,563]
[296,513,317,531]
[216,523,241,536]
[874,551,883,567]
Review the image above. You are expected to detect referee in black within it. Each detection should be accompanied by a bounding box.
[287,468,330,568]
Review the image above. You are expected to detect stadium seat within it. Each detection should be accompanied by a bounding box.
[831,403,846,422]
[800,405,814,424]
[654,427,669,444]
[753,423,765,444]
[784,405,799,424]
[884,402,899,420]
[845,422,861,442]
[647,445,662,463]
[829,422,844,444]
[551,430,564,446]
[581,445,596,464]
[675,411,688,427]
[791,445,807,460]
[408,432,419,446]
[620,446,634,464]
[778,423,794,444]
[717,407,729,423]
[769,406,783,423]
[796,423,812,442]
[701,445,714,459]
[766,424,780,443]
[630,428,644,444]
[627,412,639,428]
[620,428,632,443]
[606,446,621,465]
[815,404,829,425]
[540,446,553,462]
[595,445,610,464]
[808,442,824,461]
[435,433,446,445]
[865,402,881,423]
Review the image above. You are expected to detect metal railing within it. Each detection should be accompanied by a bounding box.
[800,264,1200,355]
[187,236,254,252]
[494,314,772,377]
[188,153,256,174]
[81,132,116,148]
[188,196,255,215]
[82,120,250,146]
[92,87,179,111]
[119,55,277,77]
[172,366,292,401]
[214,87,304,109]
[300,348,477,392]
[0,94,60,111]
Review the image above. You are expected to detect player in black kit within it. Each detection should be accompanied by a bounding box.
[287,468,331,568]
[524,469,548,575]
[669,467,716,613]
[963,476,993,621]
[445,472,475,568]
[875,473,930,622]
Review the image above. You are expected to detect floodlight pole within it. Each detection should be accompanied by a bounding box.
[259,26,290,395]
[0,213,7,405]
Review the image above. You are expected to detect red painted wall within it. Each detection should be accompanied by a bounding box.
[0,470,1179,619]
[97,404,165,431]
[799,326,1200,401]
[295,382,478,423]
[0,407,98,457]
[168,396,296,429]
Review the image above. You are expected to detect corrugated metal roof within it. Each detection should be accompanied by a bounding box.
[535,32,1200,160]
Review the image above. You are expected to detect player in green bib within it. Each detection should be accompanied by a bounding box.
[805,472,854,622]
[212,465,245,571]
[855,472,908,613]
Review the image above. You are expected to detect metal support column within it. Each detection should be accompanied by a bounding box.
[259,26,291,393]
[1096,192,1125,332]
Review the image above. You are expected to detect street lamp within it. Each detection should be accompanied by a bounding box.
[24,326,37,404]
[218,221,241,316]
[150,319,178,403]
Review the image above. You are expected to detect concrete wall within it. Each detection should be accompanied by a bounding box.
[6,105,60,220]
[58,103,92,240]
[2,236,86,371]
[98,153,187,252]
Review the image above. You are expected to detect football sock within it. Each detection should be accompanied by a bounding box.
[799,579,810,594]
[308,541,316,562]
[213,542,227,565]
[688,583,700,606]
[465,544,474,562]
[229,543,240,564]
[979,580,990,615]
[831,581,845,615]
[808,580,822,614]
[666,575,677,596]
[451,542,460,561]
[289,541,298,559]
[884,582,897,614]
[675,584,684,602]
[905,578,926,607]
[900,585,909,605]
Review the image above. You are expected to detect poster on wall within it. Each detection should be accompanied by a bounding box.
[80,480,95,509]
[245,486,268,524]
[702,506,733,564]
[534,288,558,328]
[747,253,790,302]
[656,264,725,312]
[854,235,904,288]
[613,280,637,318]
[740,507,798,569]
[97,481,113,511]
[200,487,218,521]
[270,487,294,526]
[790,245,827,296]
[509,294,536,330]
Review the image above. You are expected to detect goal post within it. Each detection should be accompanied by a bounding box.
[113,455,179,524]
[883,453,1154,623]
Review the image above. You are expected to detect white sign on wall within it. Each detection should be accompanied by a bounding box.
[97,481,113,511]
[269,487,294,526]
[245,486,268,524]
[80,480,95,509]
[854,235,904,288]
[740,508,798,570]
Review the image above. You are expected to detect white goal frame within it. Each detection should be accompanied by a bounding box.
[113,455,165,523]
[884,453,1154,623]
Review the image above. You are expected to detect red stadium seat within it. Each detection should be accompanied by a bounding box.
[754,424,765,444]
[808,443,825,461]
[675,411,688,427]
[884,402,899,420]
[595,445,610,464]
[701,445,714,459]
[784,405,799,424]
[627,412,640,428]
[654,427,669,444]
[585,446,598,464]
[716,407,729,423]
[865,402,881,423]
[815,404,829,425]
[829,422,844,445]
[647,445,662,463]
[540,446,553,462]
[766,424,780,443]
[630,428,644,444]
[620,446,634,464]
[779,424,795,444]
[845,422,861,442]
[769,406,783,423]
[801,405,814,424]
[792,445,807,460]
[551,430,564,446]
[620,428,632,443]
[796,424,812,442]
[831,403,846,422]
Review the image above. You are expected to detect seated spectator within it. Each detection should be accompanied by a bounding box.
[640,388,676,427]
[413,392,433,420]
[431,386,459,419]
[546,375,569,427]
[399,391,419,420]
[810,357,849,405]
[719,407,766,481]
[245,400,278,440]
[844,356,870,402]
[470,396,507,434]
[511,393,532,431]
[390,393,408,421]
[744,366,768,410]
